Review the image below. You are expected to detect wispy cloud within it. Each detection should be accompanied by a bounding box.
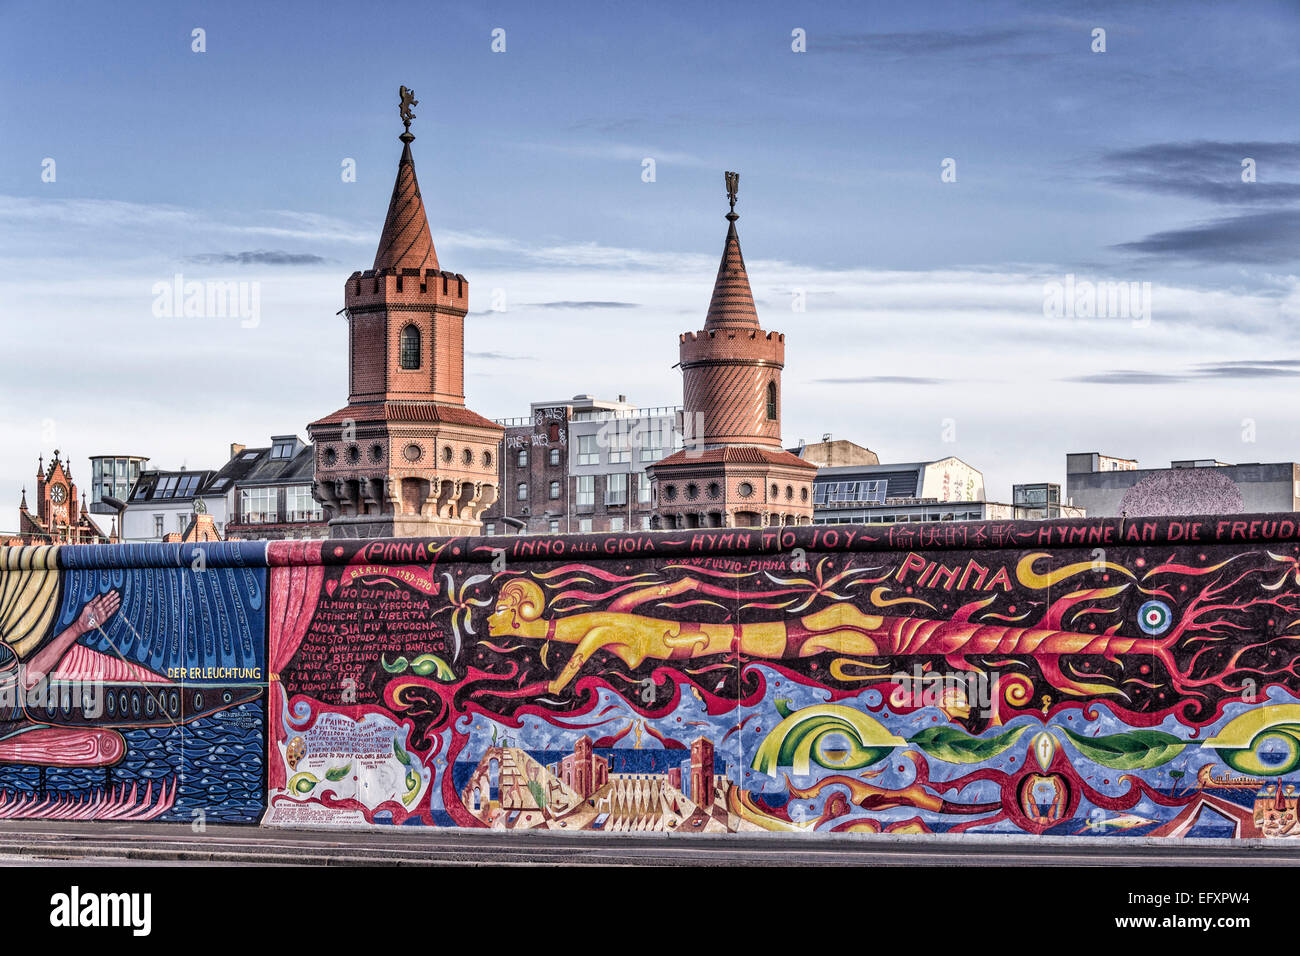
[518,141,710,168]
[184,250,327,266]
[1114,209,1300,263]
[527,300,639,310]
[1066,370,1188,384]
[1066,359,1300,385]
[0,195,373,250]
[814,375,948,385]
[467,350,534,361]
[1098,140,1300,205]
[816,27,1037,55]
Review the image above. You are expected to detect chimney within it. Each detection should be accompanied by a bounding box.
[230,443,245,459]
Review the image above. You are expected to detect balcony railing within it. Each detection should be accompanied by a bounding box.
[571,406,680,422]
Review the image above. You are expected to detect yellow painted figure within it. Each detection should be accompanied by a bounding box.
[485,577,1174,696]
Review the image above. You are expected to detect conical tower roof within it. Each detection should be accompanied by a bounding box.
[373,136,439,273]
[703,211,758,330]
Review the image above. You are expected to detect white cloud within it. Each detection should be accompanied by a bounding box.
[1,192,1296,531]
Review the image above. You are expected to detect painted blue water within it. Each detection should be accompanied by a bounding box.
[0,700,264,824]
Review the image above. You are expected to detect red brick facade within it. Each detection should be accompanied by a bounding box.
[482,406,572,535]
[648,182,816,529]
[7,452,111,546]
[308,112,501,538]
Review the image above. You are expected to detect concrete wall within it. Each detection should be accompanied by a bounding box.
[6,513,1300,839]
[0,542,265,822]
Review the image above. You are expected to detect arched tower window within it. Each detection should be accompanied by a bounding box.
[400,324,421,369]
[766,380,778,421]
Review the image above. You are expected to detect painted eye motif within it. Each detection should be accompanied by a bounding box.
[1137,599,1172,635]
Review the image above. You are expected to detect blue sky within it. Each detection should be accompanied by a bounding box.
[1,0,1298,522]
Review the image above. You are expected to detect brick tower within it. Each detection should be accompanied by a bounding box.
[308,88,502,539]
[648,173,816,529]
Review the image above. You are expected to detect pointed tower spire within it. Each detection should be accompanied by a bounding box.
[19,487,27,511]
[648,170,817,531]
[308,86,503,539]
[373,86,438,273]
[704,171,758,330]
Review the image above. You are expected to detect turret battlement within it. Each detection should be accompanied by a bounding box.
[344,268,468,311]
[679,329,784,343]
[679,326,785,368]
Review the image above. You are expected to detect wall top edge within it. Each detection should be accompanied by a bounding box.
[7,513,1300,570]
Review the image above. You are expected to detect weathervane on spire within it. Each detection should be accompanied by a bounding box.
[399,85,419,141]
[725,170,739,220]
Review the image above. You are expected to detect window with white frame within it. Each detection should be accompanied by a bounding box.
[517,449,528,467]
[609,516,624,532]
[549,480,560,499]
[549,519,560,533]
[606,473,627,505]
[153,515,164,537]
[639,515,651,530]
[484,523,496,536]
[517,482,528,501]
[576,475,595,506]
[579,518,593,533]
[608,431,630,464]
[637,475,652,504]
[577,434,599,466]
[241,487,278,523]
[287,485,321,521]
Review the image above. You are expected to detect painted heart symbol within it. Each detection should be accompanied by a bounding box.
[325,580,338,598]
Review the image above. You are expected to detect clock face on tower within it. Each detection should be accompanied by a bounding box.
[50,483,67,505]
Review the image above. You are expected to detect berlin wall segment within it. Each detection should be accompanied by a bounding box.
[0,541,267,824]
[4,513,1300,839]
[264,514,1300,838]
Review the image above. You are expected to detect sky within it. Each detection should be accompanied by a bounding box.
[1,0,1298,522]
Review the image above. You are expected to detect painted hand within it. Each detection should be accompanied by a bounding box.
[76,590,121,634]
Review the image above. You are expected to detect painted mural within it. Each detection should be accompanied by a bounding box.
[6,515,1300,838]
[260,515,1300,839]
[0,543,266,823]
